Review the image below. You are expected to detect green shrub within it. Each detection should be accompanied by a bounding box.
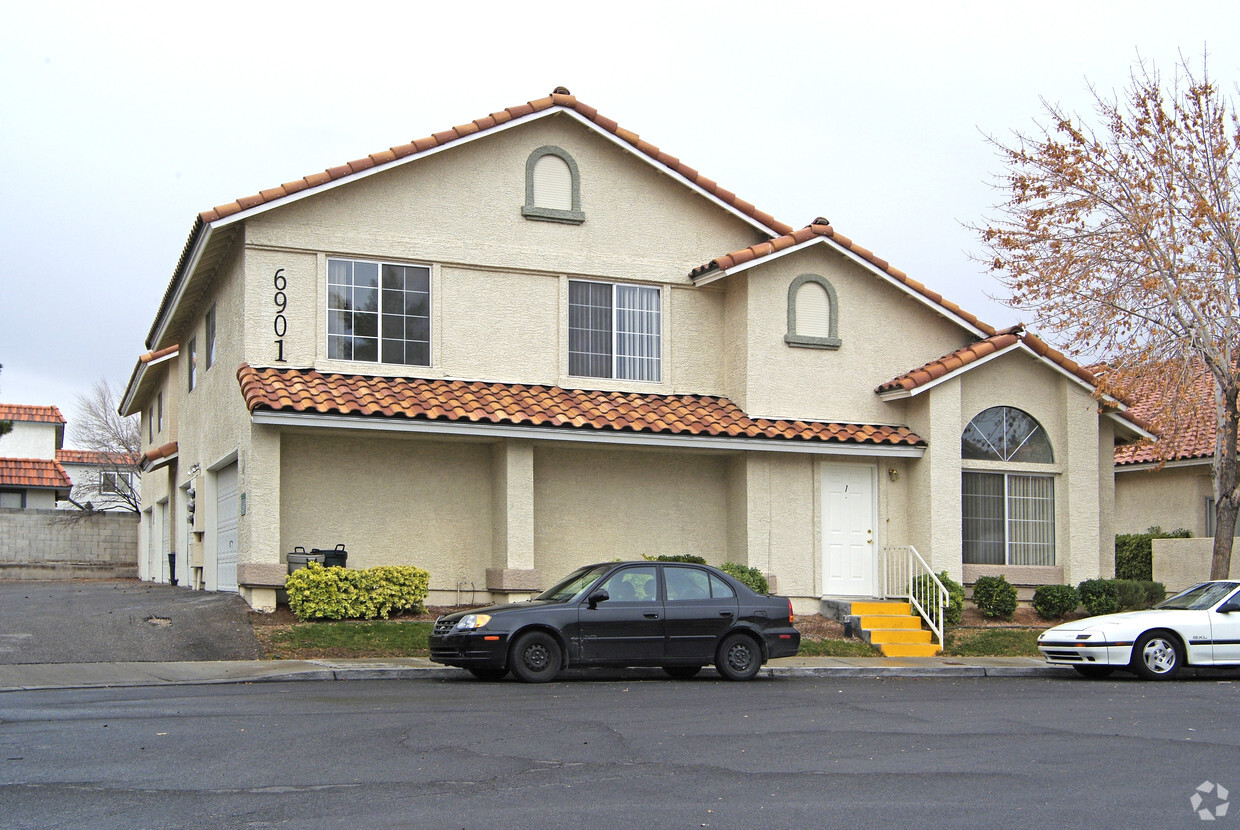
[285,561,430,621]
[1077,578,1120,616]
[1114,579,1166,611]
[971,575,1017,620]
[647,554,708,564]
[1032,584,1079,619]
[721,562,769,594]
[1115,527,1190,581]
[913,571,965,627]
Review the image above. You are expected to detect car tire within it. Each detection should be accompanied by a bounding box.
[1130,630,1183,681]
[467,667,509,682]
[715,633,762,681]
[508,631,561,683]
[662,665,702,680]
[1072,665,1114,679]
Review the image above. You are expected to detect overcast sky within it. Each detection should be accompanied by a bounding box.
[2,1,1237,442]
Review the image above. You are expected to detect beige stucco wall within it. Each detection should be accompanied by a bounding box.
[532,444,730,581]
[1115,463,1213,537]
[1152,537,1240,592]
[0,420,58,459]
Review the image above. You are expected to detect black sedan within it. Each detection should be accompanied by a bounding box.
[429,561,801,682]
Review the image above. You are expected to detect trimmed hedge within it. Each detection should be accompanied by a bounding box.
[1077,577,1167,616]
[721,562,769,594]
[1077,578,1120,616]
[971,574,1017,620]
[1115,527,1190,581]
[1032,584,1079,619]
[285,561,430,621]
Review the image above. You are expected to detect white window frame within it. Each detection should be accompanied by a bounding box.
[568,279,662,382]
[187,337,197,393]
[205,305,216,371]
[962,471,1056,566]
[326,257,432,367]
[101,470,134,495]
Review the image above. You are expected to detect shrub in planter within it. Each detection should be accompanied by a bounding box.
[1115,527,1190,581]
[1114,579,1166,611]
[1032,584,1079,620]
[721,562,769,594]
[1077,578,1120,616]
[912,571,965,627]
[285,561,430,621]
[971,574,1017,620]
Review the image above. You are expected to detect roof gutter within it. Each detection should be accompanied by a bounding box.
[250,410,927,458]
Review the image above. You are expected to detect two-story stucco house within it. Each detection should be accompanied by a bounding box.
[119,88,1149,615]
[0,404,71,509]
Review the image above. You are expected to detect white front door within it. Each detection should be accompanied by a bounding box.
[822,463,876,596]
[215,463,239,593]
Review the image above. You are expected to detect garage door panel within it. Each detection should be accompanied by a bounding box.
[216,463,239,593]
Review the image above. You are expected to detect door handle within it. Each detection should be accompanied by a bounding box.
[719,610,735,617]
[643,612,660,619]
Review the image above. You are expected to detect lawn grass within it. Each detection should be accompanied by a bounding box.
[943,627,1042,657]
[259,620,433,660]
[797,637,880,657]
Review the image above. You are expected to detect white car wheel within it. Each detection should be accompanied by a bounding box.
[1132,630,1183,680]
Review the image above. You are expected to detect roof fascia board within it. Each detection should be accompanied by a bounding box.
[712,236,988,338]
[149,224,213,350]
[1115,456,1212,472]
[877,344,1021,401]
[1009,343,1154,440]
[119,349,180,417]
[1108,412,1157,441]
[250,410,926,458]
[205,107,781,238]
[141,451,178,474]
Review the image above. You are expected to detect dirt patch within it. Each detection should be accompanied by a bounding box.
[958,605,1087,628]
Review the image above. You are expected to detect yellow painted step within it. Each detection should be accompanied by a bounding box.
[850,601,911,616]
[868,629,934,645]
[880,642,941,657]
[856,614,923,630]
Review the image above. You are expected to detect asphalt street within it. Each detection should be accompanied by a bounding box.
[0,580,261,664]
[2,674,1236,829]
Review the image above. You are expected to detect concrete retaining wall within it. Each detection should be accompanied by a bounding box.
[0,509,139,580]
[1153,537,1240,593]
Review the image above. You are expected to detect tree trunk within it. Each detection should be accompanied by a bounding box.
[1210,381,1239,580]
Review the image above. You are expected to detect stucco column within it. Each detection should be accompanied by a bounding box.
[909,381,963,582]
[237,423,283,611]
[1064,386,1102,584]
[487,439,539,594]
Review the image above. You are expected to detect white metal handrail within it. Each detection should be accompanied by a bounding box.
[880,545,948,648]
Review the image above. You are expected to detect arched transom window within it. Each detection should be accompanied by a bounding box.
[522,145,584,225]
[961,406,1053,463]
[784,273,840,350]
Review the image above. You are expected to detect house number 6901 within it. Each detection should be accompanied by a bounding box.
[273,268,288,362]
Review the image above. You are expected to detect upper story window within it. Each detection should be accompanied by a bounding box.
[187,338,197,393]
[156,391,163,435]
[522,146,584,225]
[569,280,661,382]
[205,305,216,371]
[785,274,841,350]
[328,258,430,366]
[101,470,135,495]
[962,406,1053,463]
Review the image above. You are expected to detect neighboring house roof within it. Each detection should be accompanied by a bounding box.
[1114,363,1221,466]
[0,404,66,424]
[236,364,926,451]
[0,458,71,490]
[691,221,998,338]
[142,441,179,465]
[56,449,140,467]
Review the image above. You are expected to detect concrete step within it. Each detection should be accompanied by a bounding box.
[867,628,935,645]
[880,642,942,657]
[856,614,923,630]
[849,600,911,616]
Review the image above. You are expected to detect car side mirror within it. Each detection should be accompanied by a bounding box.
[588,590,609,609]
[1217,600,1240,614]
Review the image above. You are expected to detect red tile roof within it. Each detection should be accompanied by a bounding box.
[139,345,179,364]
[877,332,1022,395]
[691,222,999,337]
[56,449,140,467]
[0,458,71,490]
[198,88,793,236]
[143,442,179,464]
[1114,362,1225,465]
[237,364,925,449]
[0,404,66,424]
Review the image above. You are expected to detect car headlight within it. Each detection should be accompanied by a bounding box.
[454,614,492,631]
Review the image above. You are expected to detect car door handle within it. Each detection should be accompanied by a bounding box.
[644,612,660,619]
[719,610,735,617]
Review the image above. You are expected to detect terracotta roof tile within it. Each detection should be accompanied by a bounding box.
[237,364,925,449]
[1113,360,1228,465]
[56,449,140,466]
[143,441,179,464]
[693,223,1000,338]
[0,404,66,424]
[0,458,71,490]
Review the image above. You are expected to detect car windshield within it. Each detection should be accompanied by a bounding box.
[535,564,612,603]
[1155,581,1240,611]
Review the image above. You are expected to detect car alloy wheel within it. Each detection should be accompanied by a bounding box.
[1132,630,1183,681]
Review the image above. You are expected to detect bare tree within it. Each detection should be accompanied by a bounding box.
[976,52,1239,580]
[67,379,141,513]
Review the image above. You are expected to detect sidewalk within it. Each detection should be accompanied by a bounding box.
[0,655,1071,692]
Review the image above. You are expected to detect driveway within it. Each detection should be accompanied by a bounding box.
[0,579,262,664]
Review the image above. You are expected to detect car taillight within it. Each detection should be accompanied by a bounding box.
[787,598,794,624]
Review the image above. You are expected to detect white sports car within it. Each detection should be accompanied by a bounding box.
[1038,580,1240,680]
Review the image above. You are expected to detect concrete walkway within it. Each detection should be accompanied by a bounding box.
[0,655,1072,692]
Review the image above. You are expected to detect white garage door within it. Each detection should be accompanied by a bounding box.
[215,463,239,592]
